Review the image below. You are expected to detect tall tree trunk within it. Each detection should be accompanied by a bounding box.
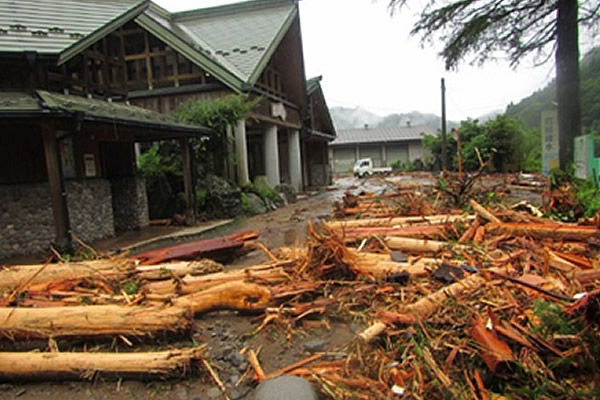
[556,0,581,170]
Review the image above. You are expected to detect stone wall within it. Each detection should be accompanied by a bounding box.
[111,176,149,232]
[0,182,55,258]
[0,179,115,259]
[66,179,115,243]
[309,164,330,187]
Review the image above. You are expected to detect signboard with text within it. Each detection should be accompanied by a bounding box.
[541,109,559,175]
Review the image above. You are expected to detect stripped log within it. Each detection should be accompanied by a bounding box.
[485,223,600,241]
[0,305,191,339]
[351,252,433,278]
[145,263,291,295]
[0,347,205,380]
[384,237,458,253]
[135,259,224,280]
[326,214,473,230]
[173,282,271,314]
[359,267,507,342]
[340,225,447,241]
[0,260,134,292]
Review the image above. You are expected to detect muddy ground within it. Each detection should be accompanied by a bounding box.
[0,174,544,400]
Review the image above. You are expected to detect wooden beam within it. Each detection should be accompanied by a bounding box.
[181,138,195,224]
[41,123,72,252]
[143,31,153,90]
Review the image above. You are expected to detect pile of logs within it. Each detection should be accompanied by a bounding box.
[1,189,599,399]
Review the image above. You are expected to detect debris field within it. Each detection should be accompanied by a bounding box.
[0,174,599,399]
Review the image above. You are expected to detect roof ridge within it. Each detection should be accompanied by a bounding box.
[340,124,432,132]
[146,1,171,19]
[173,0,295,22]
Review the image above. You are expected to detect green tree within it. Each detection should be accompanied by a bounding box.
[176,94,260,176]
[423,115,538,172]
[388,0,600,170]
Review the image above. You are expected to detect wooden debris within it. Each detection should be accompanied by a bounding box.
[134,230,259,265]
[0,347,205,380]
[173,281,271,314]
[0,305,191,339]
[470,314,514,372]
[485,222,600,241]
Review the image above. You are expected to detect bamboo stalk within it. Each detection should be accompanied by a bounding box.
[0,347,205,380]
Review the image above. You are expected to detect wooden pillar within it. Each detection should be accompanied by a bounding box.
[288,130,302,192]
[181,138,195,224]
[41,123,72,252]
[234,119,250,186]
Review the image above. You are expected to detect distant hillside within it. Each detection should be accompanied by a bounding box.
[506,46,600,133]
[330,106,459,132]
[329,107,383,130]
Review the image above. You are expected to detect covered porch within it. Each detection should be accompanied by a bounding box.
[0,91,210,259]
[232,99,303,191]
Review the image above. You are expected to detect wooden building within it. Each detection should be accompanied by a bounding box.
[0,0,336,259]
[329,124,434,174]
[0,0,209,259]
[304,76,336,187]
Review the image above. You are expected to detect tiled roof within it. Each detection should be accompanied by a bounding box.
[331,125,435,146]
[139,0,297,89]
[0,0,146,62]
[0,90,209,134]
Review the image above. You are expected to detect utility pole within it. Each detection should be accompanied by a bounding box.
[440,78,448,170]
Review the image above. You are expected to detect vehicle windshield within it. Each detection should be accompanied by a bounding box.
[354,159,369,168]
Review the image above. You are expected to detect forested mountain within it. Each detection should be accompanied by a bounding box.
[506,46,600,133]
[329,106,458,131]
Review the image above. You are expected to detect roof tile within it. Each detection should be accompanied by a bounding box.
[331,125,435,146]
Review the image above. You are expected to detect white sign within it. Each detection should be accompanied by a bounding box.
[271,102,287,121]
[84,153,96,177]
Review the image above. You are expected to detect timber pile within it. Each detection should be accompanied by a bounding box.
[1,187,599,399]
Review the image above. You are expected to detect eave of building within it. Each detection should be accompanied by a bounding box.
[0,90,210,136]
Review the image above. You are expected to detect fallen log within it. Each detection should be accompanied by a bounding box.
[134,230,259,265]
[173,281,271,314]
[326,214,473,230]
[0,347,205,380]
[0,260,134,292]
[135,259,224,280]
[383,237,458,253]
[359,267,507,342]
[0,305,191,339]
[351,252,433,278]
[144,263,291,295]
[340,225,447,241]
[485,223,600,241]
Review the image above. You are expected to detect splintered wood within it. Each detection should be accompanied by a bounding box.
[1,183,599,398]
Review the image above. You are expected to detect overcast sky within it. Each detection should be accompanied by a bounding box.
[153,0,589,121]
